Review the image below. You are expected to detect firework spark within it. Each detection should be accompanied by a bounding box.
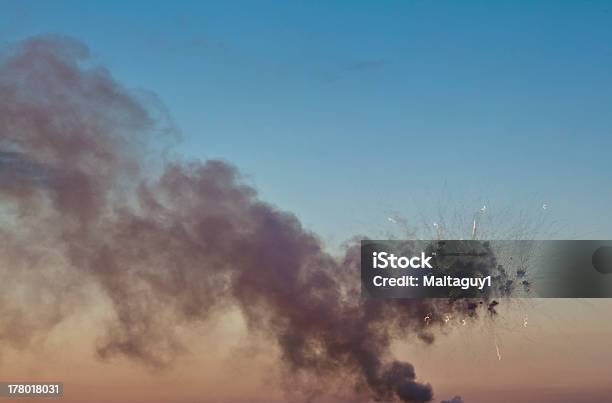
[495,340,502,361]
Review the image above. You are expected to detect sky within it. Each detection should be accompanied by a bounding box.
[1,2,612,403]
[2,1,612,245]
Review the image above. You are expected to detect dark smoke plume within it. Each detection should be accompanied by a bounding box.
[1,35,498,402]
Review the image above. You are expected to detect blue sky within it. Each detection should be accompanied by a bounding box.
[2,1,612,244]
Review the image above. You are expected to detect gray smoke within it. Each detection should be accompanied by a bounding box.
[0,35,501,402]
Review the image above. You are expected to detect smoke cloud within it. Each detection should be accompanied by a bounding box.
[1,35,498,402]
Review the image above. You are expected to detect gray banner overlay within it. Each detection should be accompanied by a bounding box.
[361,240,612,299]
[0,382,63,397]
